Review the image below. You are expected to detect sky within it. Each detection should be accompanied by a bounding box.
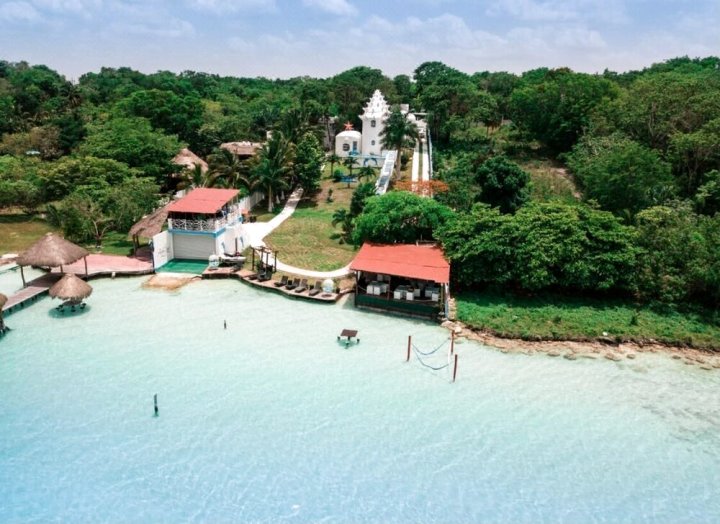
[0,0,718,80]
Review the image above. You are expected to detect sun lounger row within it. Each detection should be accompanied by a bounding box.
[272,276,323,296]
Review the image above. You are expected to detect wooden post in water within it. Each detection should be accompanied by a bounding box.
[406,335,412,362]
[450,331,455,356]
[452,354,458,383]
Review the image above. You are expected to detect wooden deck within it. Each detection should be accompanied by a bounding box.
[2,273,62,316]
[203,267,341,303]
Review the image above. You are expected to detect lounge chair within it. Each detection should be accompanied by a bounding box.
[294,278,308,293]
[308,281,322,296]
[285,278,299,290]
[258,269,272,282]
[274,275,288,287]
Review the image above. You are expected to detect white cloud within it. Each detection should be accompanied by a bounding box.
[0,1,41,21]
[486,0,628,24]
[31,0,102,12]
[113,17,195,38]
[302,0,356,16]
[186,0,276,13]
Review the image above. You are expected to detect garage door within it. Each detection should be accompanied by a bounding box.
[172,234,216,260]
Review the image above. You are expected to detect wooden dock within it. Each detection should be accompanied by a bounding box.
[2,273,62,316]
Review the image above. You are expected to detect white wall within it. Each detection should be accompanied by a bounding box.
[361,115,383,156]
[151,231,173,269]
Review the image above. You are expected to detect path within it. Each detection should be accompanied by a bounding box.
[411,139,431,184]
[243,187,352,278]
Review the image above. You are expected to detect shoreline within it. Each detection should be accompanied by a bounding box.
[442,320,720,371]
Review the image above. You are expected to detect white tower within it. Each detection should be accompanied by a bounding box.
[360,90,390,157]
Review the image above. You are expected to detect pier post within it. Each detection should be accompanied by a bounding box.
[452,354,458,383]
[406,335,411,362]
[450,331,455,356]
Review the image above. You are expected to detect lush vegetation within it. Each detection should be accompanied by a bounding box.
[1,56,719,341]
[456,292,720,350]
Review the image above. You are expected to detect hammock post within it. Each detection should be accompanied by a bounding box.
[406,335,411,362]
[452,354,458,383]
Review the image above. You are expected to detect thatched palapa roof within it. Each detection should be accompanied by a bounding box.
[17,233,89,268]
[49,273,93,301]
[220,141,263,157]
[173,148,208,173]
[129,204,171,239]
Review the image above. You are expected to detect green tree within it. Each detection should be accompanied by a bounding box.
[38,156,139,201]
[352,191,453,245]
[567,134,675,218]
[254,131,294,212]
[695,170,720,216]
[379,107,419,177]
[327,153,341,179]
[331,208,354,244]
[79,116,182,185]
[114,88,204,150]
[635,202,720,305]
[349,182,376,217]
[207,148,254,192]
[474,156,530,213]
[510,69,618,153]
[293,132,324,194]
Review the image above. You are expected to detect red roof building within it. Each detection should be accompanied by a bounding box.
[167,188,239,215]
[350,243,450,283]
[350,243,450,320]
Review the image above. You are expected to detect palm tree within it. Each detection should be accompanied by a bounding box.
[342,156,356,178]
[254,131,294,212]
[380,107,419,178]
[357,165,376,182]
[177,164,216,191]
[208,148,256,194]
[331,208,353,244]
[328,153,341,179]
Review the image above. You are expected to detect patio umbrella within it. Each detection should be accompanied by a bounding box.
[49,273,93,302]
[16,233,89,286]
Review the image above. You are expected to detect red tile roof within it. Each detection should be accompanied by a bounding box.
[167,188,239,214]
[350,243,450,284]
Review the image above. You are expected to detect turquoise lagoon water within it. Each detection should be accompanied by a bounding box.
[1,277,719,523]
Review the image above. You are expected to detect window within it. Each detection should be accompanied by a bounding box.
[352,141,358,151]
[342,143,349,152]
[371,140,376,146]
[371,119,376,128]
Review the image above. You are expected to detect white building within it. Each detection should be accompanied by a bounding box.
[334,90,427,163]
[360,89,390,157]
[334,125,362,158]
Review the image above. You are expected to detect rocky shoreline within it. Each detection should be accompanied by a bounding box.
[442,320,720,371]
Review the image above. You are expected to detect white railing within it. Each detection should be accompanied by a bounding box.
[167,192,265,232]
[169,209,241,232]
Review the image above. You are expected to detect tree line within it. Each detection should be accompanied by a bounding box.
[1,56,719,310]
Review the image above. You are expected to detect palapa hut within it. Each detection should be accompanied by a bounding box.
[129,204,171,254]
[172,148,208,174]
[16,233,89,287]
[220,141,263,158]
[49,273,93,311]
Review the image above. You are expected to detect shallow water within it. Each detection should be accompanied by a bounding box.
[1,277,719,523]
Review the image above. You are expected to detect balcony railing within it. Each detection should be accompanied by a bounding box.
[355,293,441,319]
[168,210,241,232]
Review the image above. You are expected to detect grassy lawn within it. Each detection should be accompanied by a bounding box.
[456,291,720,350]
[262,172,359,271]
[0,214,59,254]
[516,159,580,204]
[0,213,135,257]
